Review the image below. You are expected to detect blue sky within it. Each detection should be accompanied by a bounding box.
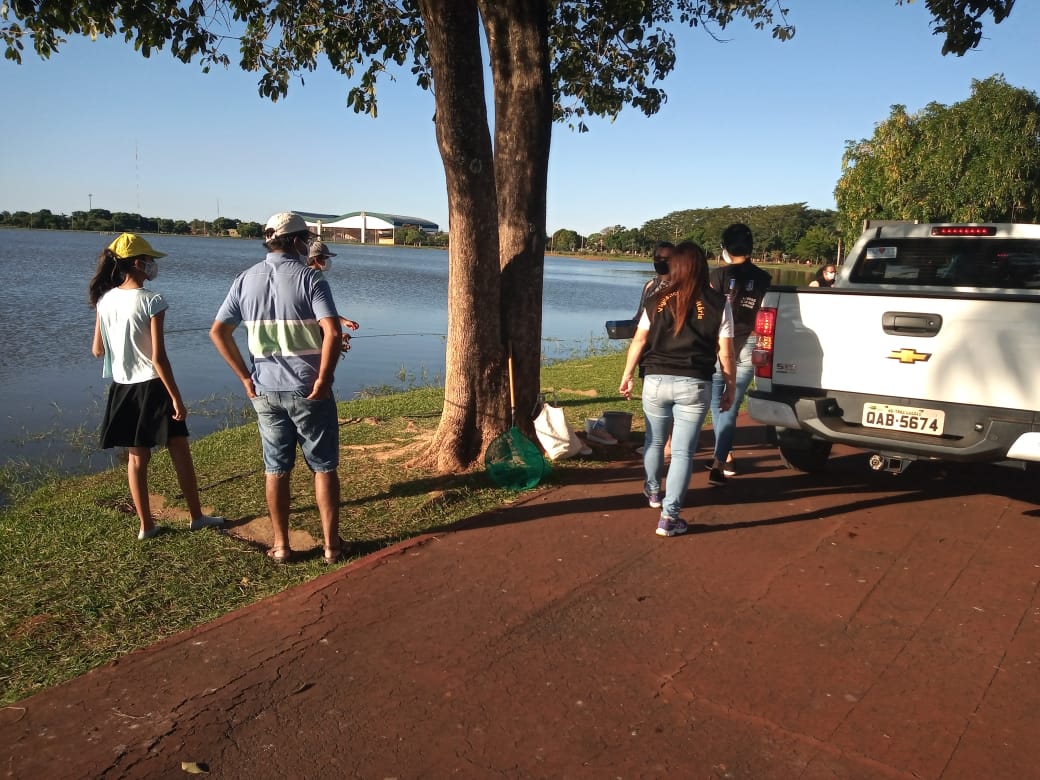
[2,2,1036,237]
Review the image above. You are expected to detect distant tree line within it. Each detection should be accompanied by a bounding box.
[551,203,841,263]
[0,204,840,262]
[0,209,267,238]
[0,209,450,247]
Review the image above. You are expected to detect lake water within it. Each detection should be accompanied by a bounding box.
[0,229,650,477]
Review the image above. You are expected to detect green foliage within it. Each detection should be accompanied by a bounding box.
[3,2,1011,126]
[211,216,236,234]
[586,225,652,254]
[0,208,70,230]
[642,202,837,260]
[907,0,1015,56]
[237,220,263,238]
[395,224,428,245]
[793,225,839,262]
[836,76,1040,239]
[548,1,797,131]
[0,207,256,235]
[550,228,579,252]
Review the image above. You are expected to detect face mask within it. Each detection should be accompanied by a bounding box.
[722,249,734,264]
[141,259,159,280]
[823,271,836,281]
[314,257,331,271]
[652,258,669,275]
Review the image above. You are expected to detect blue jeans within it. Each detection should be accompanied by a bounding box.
[642,374,712,520]
[250,391,339,475]
[710,336,757,463]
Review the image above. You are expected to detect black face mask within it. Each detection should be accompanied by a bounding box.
[653,259,670,275]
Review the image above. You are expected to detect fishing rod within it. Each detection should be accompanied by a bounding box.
[164,326,448,339]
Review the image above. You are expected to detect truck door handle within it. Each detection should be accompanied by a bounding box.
[882,311,942,337]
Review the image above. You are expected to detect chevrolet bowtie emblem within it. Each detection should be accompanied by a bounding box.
[888,348,931,364]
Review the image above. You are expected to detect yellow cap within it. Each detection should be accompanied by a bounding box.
[107,233,167,259]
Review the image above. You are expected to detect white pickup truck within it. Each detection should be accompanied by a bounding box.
[747,222,1040,474]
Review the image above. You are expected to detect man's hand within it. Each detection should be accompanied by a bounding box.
[307,376,333,401]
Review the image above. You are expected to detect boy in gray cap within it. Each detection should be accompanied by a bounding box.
[307,240,336,272]
[307,240,360,352]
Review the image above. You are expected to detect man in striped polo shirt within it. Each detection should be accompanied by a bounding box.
[210,212,346,565]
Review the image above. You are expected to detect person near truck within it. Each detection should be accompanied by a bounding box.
[706,223,772,486]
[619,241,735,538]
[634,242,674,327]
[809,262,837,287]
[633,242,675,456]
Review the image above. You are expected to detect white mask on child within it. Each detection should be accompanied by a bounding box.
[141,259,159,280]
[722,249,734,264]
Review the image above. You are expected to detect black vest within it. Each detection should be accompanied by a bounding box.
[709,262,772,349]
[641,286,727,380]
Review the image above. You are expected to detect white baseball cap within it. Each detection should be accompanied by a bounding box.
[264,212,309,238]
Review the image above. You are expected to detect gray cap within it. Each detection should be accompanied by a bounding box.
[308,241,337,259]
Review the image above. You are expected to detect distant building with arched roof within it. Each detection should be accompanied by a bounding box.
[296,210,440,245]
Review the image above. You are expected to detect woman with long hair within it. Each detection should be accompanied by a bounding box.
[619,241,736,536]
[90,233,224,540]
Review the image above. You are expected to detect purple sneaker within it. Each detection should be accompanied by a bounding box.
[643,486,662,509]
[655,516,689,537]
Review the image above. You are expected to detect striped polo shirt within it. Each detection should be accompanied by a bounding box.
[215,252,340,392]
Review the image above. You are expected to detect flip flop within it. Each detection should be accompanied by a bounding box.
[267,546,292,564]
[323,536,353,565]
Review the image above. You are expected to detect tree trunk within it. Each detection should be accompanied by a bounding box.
[417,0,508,472]
[480,0,553,439]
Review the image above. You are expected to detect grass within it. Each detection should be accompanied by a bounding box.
[0,350,645,706]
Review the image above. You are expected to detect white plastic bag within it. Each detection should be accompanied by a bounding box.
[533,400,589,460]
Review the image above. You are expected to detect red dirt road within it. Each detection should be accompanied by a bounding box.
[2,425,1038,779]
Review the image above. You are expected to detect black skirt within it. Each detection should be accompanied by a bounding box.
[100,377,189,449]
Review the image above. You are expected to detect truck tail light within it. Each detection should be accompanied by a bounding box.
[752,307,776,379]
[930,225,996,236]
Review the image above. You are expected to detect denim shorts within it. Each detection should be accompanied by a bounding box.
[249,391,339,475]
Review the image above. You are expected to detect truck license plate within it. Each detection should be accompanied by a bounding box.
[862,403,945,436]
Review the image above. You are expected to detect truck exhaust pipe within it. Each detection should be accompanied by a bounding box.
[868,453,912,474]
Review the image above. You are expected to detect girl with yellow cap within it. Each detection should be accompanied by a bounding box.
[88,233,224,540]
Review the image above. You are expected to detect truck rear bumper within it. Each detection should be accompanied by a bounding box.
[748,389,1040,463]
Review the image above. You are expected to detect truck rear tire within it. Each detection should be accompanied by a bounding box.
[777,429,833,472]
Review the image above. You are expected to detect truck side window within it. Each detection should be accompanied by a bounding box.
[856,256,886,281]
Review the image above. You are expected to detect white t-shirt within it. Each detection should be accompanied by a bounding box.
[97,287,169,384]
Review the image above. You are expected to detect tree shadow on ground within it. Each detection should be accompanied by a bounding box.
[437,427,1038,538]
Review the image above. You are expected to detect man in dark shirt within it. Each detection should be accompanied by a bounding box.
[707,223,772,485]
